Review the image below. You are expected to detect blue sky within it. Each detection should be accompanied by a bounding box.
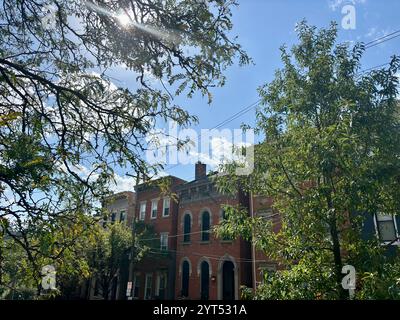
[109,0,400,189]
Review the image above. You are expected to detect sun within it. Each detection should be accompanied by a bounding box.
[116,13,131,27]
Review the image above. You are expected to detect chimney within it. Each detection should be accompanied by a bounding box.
[195,162,207,180]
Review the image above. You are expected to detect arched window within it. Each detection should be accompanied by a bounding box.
[200,261,210,300]
[201,211,210,241]
[221,210,232,241]
[181,261,190,297]
[184,214,191,242]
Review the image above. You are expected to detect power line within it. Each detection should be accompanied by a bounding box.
[161,31,400,176]
[147,249,270,263]
[364,29,400,48]
[357,62,392,75]
[163,99,262,173]
[366,34,400,49]
[137,217,281,242]
[210,99,261,130]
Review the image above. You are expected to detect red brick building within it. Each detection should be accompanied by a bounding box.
[173,162,253,300]
[130,176,186,300]
[108,163,279,300]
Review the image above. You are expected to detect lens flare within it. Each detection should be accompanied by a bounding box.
[85,1,181,43]
[117,13,131,27]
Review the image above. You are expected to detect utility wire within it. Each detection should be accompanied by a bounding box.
[364,29,400,48]
[147,249,270,263]
[161,30,400,176]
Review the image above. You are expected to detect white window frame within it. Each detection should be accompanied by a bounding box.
[151,199,158,219]
[133,272,140,299]
[374,213,400,245]
[144,273,153,300]
[156,272,167,298]
[119,210,126,223]
[160,232,169,251]
[139,202,146,221]
[163,197,170,217]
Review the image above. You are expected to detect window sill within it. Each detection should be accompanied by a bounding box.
[380,240,400,246]
[182,241,191,245]
[220,239,234,244]
[199,241,210,245]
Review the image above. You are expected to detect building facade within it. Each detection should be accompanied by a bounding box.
[86,191,136,300]
[174,162,253,300]
[131,176,186,300]
[100,164,400,300]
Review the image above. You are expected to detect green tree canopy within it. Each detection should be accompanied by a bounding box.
[0,0,249,283]
[215,21,400,299]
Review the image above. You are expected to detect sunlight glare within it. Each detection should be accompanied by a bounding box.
[117,13,131,27]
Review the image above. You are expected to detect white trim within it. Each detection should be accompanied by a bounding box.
[151,199,158,219]
[162,197,170,217]
[199,259,210,299]
[196,257,212,277]
[156,271,167,298]
[139,201,146,221]
[217,254,239,300]
[373,213,400,246]
[199,208,212,241]
[179,257,192,276]
[119,210,126,224]
[182,212,193,242]
[132,272,141,299]
[160,232,169,251]
[144,273,153,300]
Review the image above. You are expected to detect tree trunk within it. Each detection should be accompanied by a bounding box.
[326,189,347,299]
[329,217,347,299]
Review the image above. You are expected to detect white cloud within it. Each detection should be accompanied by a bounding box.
[328,0,366,11]
[189,136,252,170]
[110,174,136,193]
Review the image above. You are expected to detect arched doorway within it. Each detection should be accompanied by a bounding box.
[181,261,190,297]
[200,261,209,300]
[222,261,235,300]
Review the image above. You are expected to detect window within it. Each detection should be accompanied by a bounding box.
[201,211,210,242]
[156,272,167,299]
[199,185,208,197]
[181,261,190,297]
[160,233,168,251]
[139,202,146,221]
[151,199,158,219]
[375,213,399,243]
[111,212,116,223]
[258,208,275,219]
[220,210,232,241]
[257,264,276,286]
[183,214,191,243]
[94,278,100,296]
[144,273,153,300]
[119,210,126,223]
[200,261,210,300]
[163,198,170,217]
[133,273,140,299]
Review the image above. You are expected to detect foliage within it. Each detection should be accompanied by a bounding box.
[0,0,249,296]
[215,21,400,299]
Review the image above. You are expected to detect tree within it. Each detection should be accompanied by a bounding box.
[0,0,249,285]
[215,21,400,299]
[88,220,156,300]
[0,212,95,299]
